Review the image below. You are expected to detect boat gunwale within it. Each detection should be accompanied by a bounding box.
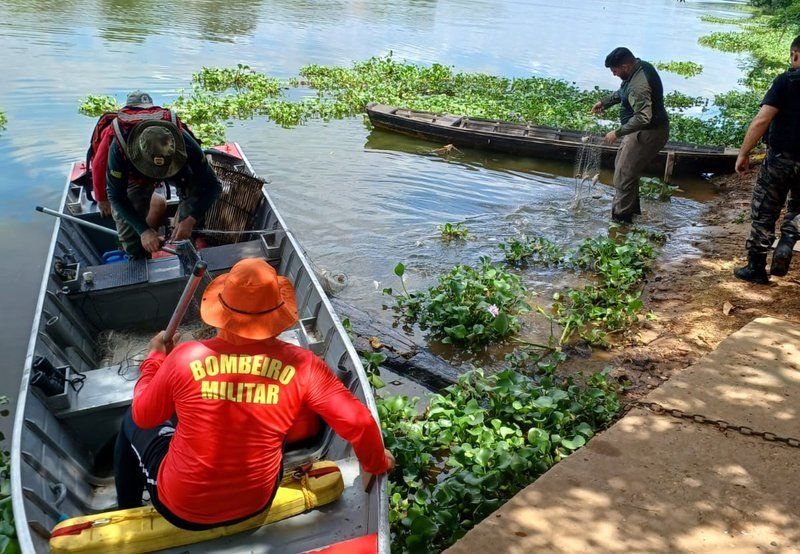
[368,103,735,158]
[11,163,73,554]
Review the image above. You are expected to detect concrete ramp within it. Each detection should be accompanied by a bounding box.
[445,318,800,553]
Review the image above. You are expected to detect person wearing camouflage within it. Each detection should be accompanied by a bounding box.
[106,91,222,259]
[592,47,670,223]
[734,35,800,284]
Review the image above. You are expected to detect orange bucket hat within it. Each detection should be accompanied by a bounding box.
[201,258,298,340]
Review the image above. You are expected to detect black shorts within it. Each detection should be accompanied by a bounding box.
[119,410,282,531]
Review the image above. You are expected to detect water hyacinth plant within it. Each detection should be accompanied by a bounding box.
[78,94,120,116]
[386,259,530,346]
[639,177,680,200]
[80,46,765,147]
[0,396,18,554]
[438,222,469,241]
[377,368,621,552]
[551,227,663,346]
[499,235,563,267]
[0,111,7,131]
[654,60,704,78]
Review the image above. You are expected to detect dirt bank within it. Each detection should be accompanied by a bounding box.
[599,163,800,401]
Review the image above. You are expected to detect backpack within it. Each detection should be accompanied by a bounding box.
[85,107,199,203]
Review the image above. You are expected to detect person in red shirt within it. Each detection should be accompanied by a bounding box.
[114,258,395,530]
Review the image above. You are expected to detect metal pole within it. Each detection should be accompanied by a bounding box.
[163,260,208,344]
[35,205,177,255]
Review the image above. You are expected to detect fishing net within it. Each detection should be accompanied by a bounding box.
[97,319,216,377]
[571,135,602,210]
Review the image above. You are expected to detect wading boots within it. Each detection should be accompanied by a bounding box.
[734,252,769,284]
[770,235,796,277]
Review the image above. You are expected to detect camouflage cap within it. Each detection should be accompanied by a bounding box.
[125,90,154,108]
[127,120,187,179]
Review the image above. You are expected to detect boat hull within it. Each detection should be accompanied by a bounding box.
[367,103,737,178]
[11,144,388,553]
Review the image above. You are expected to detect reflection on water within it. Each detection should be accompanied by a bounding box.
[0,0,744,410]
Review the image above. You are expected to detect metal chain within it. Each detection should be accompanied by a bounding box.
[631,400,800,449]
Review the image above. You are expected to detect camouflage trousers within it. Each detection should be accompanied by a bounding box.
[745,151,800,255]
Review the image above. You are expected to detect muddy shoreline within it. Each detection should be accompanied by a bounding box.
[595,162,800,402]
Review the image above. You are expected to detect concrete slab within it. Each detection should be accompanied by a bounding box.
[446,318,800,554]
[648,317,800,438]
[446,410,800,553]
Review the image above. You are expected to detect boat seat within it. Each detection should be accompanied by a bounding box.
[49,460,344,554]
[199,239,280,273]
[55,324,325,454]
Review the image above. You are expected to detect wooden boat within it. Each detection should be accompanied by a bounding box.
[11,144,389,553]
[367,103,738,179]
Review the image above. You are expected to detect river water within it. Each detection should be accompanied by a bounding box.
[0,0,748,419]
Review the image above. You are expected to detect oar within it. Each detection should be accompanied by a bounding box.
[35,205,177,255]
[163,260,208,345]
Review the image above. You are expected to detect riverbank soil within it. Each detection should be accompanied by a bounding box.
[570,161,800,401]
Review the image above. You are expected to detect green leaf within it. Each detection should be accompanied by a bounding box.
[410,515,439,538]
[474,448,493,466]
[394,262,405,278]
[561,435,587,450]
[368,373,386,389]
[575,422,594,438]
[446,324,467,340]
[493,311,510,335]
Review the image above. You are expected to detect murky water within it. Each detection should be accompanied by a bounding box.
[0,0,748,421]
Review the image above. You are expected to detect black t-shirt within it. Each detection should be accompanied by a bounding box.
[762,69,800,157]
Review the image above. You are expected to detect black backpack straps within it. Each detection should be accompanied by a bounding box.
[111,117,129,157]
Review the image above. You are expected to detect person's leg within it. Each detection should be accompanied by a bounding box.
[146,192,167,230]
[114,410,147,508]
[611,127,669,222]
[114,409,174,509]
[111,183,155,259]
[611,134,640,222]
[737,153,791,282]
[771,157,800,276]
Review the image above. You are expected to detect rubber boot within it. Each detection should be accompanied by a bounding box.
[734,253,769,284]
[770,235,795,277]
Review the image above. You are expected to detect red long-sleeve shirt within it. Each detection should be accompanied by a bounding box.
[132,335,387,525]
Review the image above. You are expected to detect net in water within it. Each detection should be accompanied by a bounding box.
[572,135,602,210]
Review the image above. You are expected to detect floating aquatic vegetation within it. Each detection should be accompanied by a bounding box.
[639,177,680,200]
[655,60,704,78]
[385,259,531,346]
[78,94,120,116]
[0,396,18,554]
[498,235,563,267]
[437,222,469,241]
[378,367,621,553]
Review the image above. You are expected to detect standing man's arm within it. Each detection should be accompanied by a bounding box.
[592,90,620,114]
[735,105,779,174]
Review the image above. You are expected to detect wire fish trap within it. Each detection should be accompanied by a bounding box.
[203,163,267,246]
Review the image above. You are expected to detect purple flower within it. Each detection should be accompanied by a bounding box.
[487,304,500,317]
